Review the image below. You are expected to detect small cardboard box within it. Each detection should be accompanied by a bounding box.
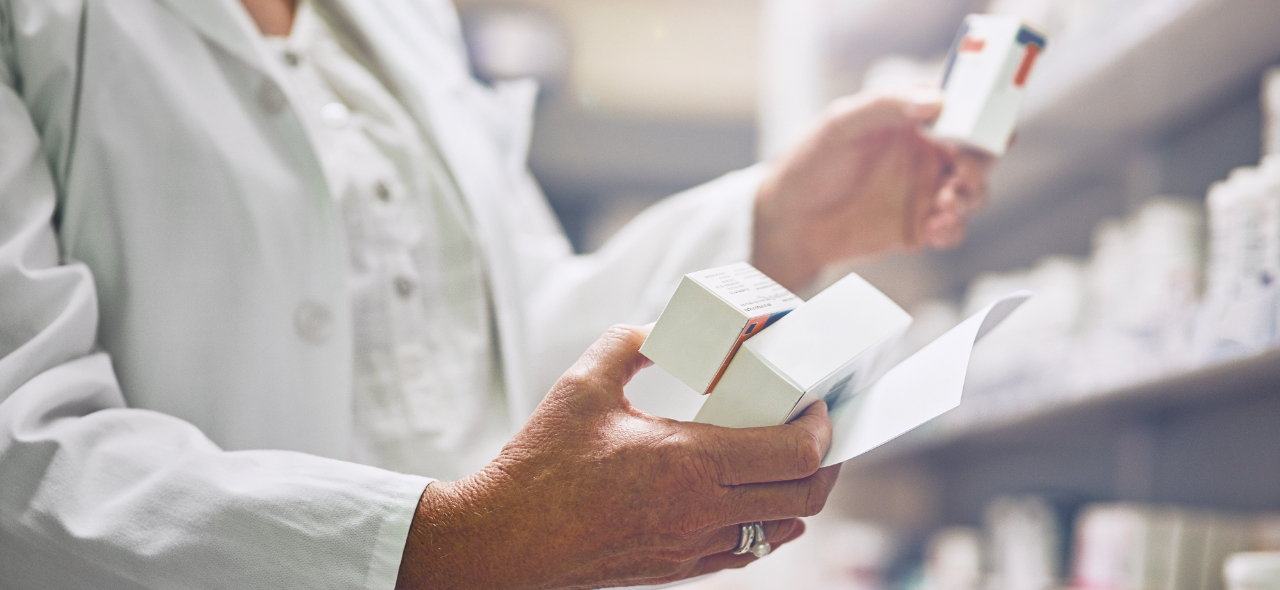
[693,273,912,428]
[932,14,1049,156]
[642,263,1031,465]
[640,263,802,394]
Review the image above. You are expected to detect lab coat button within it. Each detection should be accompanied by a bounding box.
[394,276,415,299]
[321,102,351,129]
[374,181,392,202]
[283,51,301,67]
[294,301,333,344]
[258,81,288,115]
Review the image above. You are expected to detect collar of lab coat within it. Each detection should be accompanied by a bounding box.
[149,0,267,74]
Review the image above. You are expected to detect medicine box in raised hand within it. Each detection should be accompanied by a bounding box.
[640,263,802,395]
[932,14,1048,156]
[691,273,912,428]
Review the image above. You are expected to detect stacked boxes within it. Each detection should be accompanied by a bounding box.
[641,263,911,429]
[693,273,911,428]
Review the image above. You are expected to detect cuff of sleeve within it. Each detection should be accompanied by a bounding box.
[363,475,434,590]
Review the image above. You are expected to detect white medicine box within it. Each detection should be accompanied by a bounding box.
[932,14,1048,156]
[692,273,911,429]
[640,263,802,394]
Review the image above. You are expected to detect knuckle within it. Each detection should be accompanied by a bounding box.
[664,457,728,535]
[669,448,717,494]
[554,365,595,394]
[793,429,823,477]
[802,478,833,516]
[603,324,642,345]
[803,491,827,517]
[659,543,705,565]
[669,513,706,538]
[548,376,598,410]
[560,373,590,393]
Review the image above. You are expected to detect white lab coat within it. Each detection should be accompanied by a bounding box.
[0,0,758,587]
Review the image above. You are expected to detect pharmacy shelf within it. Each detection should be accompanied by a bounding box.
[989,0,1280,212]
[826,0,985,60]
[858,347,1280,466]
[824,0,1280,534]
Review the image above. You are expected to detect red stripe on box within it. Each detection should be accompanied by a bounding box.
[959,36,985,53]
[704,313,773,394]
[1014,43,1041,87]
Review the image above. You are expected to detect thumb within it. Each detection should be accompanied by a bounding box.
[549,324,654,404]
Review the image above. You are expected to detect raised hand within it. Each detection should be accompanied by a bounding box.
[753,92,994,291]
[396,325,841,589]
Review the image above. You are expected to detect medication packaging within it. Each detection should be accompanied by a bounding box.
[639,262,801,395]
[933,14,1049,156]
[642,263,1029,465]
[693,273,911,429]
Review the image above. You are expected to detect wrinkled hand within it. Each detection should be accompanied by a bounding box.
[396,325,841,590]
[753,92,994,291]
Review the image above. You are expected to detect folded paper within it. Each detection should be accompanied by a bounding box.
[821,291,1030,466]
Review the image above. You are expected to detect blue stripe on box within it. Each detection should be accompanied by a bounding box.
[1017,26,1047,49]
[763,309,792,329]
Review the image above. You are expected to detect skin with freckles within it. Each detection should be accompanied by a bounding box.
[396,326,841,589]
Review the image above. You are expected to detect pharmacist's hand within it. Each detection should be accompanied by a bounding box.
[753,92,994,291]
[396,325,841,590]
[926,143,992,250]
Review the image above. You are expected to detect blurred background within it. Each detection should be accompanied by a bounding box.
[454,0,1280,589]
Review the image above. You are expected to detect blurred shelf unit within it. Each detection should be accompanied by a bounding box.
[992,0,1280,213]
[825,0,1280,178]
[839,0,1280,531]
[864,347,1280,465]
[913,0,1280,464]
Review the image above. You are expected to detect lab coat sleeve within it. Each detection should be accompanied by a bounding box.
[0,51,428,590]
[523,164,764,399]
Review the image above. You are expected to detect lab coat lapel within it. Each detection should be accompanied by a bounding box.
[149,0,267,74]
[322,0,542,428]
[148,0,338,217]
